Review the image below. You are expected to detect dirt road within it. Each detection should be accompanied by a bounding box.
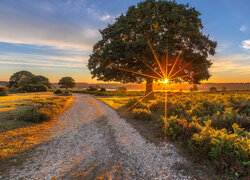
[5,94,206,179]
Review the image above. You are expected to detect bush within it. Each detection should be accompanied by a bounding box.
[18,106,50,123]
[166,116,201,140]
[115,86,127,95]
[0,86,8,96]
[34,84,48,92]
[222,86,227,91]
[212,108,240,130]
[63,91,72,96]
[100,87,106,92]
[209,87,217,92]
[21,84,48,92]
[54,89,64,94]
[131,108,152,121]
[87,86,98,91]
[192,121,249,175]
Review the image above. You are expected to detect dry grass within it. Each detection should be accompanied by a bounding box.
[0,92,73,160]
[98,96,139,110]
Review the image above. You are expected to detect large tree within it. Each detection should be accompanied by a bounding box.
[88,0,217,93]
[8,70,35,88]
[30,75,51,88]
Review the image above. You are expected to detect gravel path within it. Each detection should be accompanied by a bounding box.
[6,94,205,179]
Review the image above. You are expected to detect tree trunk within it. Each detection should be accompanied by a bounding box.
[146,78,154,97]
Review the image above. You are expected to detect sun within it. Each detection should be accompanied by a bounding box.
[163,78,169,84]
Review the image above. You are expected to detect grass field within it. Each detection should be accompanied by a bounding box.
[0,92,73,160]
[98,91,250,178]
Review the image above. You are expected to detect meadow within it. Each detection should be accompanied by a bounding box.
[98,91,250,177]
[0,92,73,161]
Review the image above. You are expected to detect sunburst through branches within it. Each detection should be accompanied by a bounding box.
[117,39,202,136]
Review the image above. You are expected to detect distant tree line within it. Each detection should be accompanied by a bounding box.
[7,70,76,93]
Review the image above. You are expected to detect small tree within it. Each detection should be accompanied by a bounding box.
[193,84,198,92]
[58,77,75,90]
[222,86,226,91]
[209,87,217,92]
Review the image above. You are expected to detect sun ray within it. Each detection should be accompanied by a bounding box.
[141,60,164,78]
[169,72,202,81]
[165,43,168,78]
[168,60,194,80]
[120,91,153,116]
[167,50,182,78]
[164,83,168,137]
[146,38,166,78]
[117,67,161,80]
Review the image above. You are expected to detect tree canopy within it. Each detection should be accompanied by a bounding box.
[8,71,51,91]
[58,77,75,90]
[8,70,35,88]
[88,0,217,92]
[30,75,51,88]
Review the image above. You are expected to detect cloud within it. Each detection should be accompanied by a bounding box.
[0,16,100,50]
[241,40,250,50]
[86,7,116,23]
[0,1,102,51]
[0,52,89,68]
[240,25,247,32]
[99,15,114,22]
[210,54,250,74]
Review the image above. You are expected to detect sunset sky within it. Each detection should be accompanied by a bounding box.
[0,0,249,83]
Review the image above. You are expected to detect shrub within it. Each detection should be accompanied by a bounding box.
[87,86,98,91]
[100,87,106,92]
[0,86,8,96]
[115,86,127,95]
[18,106,50,123]
[21,84,48,92]
[131,108,152,121]
[166,116,201,140]
[209,87,217,92]
[222,86,227,91]
[192,121,249,175]
[54,89,64,94]
[212,108,240,130]
[63,91,72,96]
[34,84,48,92]
[126,98,148,109]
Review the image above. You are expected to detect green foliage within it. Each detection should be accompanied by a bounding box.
[100,87,106,92]
[166,116,201,140]
[87,86,98,91]
[115,86,127,95]
[119,91,250,176]
[58,77,75,89]
[131,108,152,121]
[8,71,51,92]
[17,97,70,123]
[0,87,8,96]
[21,84,48,92]
[192,121,249,175]
[30,75,51,88]
[8,70,35,88]
[54,89,64,94]
[88,0,217,86]
[210,87,217,92]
